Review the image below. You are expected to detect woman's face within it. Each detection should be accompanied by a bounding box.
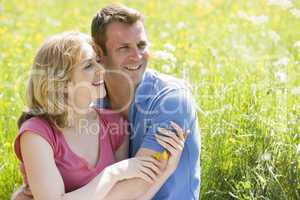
[67,42,106,113]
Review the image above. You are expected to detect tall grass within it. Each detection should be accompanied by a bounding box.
[0,0,299,199]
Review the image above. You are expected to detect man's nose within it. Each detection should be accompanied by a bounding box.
[130,47,143,61]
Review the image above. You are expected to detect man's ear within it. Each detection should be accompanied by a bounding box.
[92,42,104,64]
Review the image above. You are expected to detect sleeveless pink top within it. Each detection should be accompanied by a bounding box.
[14,109,128,193]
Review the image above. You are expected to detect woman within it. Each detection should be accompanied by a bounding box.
[12,32,185,200]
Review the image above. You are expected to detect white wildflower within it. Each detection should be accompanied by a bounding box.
[153,50,177,63]
[291,87,300,96]
[160,32,169,39]
[249,15,268,25]
[200,68,208,75]
[237,11,247,18]
[227,23,237,32]
[273,57,289,67]
[223,104,232,110]
[46,17,60,26]
[290,8,300,18]
[190,35,196,41]
[267,0,293,9]
[297,144,300,156]
[209,47,218,58]
[179,0,189,5]
[216,63,222,69]
[176,21,186,29]
[162,64,171,72]
[261,152,271,161]
[24,43,32,50]
[268,30,280,43]
[165,23,172,29]
[250,84,257,97]
[164,43,176,52]
[238,11,268,25]
[274,71,288,83]
[294,41,300,49]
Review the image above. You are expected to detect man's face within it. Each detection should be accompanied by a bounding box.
[102,21,150,89]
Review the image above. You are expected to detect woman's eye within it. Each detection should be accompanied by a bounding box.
[84,64,93,69]
[96,56,101,63]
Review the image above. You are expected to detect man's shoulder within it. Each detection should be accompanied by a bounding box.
[134,69,193,106]
[144,69,190,92]
[144,70,196,112]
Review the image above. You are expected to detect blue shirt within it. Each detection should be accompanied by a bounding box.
[96,69,200,200]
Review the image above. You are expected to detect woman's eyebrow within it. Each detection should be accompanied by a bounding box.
[79,58,94,67]
[82,56,96,63]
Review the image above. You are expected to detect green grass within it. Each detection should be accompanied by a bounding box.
[1,0,299,199]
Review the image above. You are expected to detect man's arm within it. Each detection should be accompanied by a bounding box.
[104,88,197,200]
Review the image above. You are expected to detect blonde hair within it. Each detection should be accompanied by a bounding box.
[18,31,92,129]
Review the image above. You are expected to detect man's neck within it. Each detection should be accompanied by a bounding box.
[105,82,135,119]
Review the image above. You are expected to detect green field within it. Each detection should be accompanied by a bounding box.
[1,0,299,199]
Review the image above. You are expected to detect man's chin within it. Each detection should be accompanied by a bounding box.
[130,68,146,86]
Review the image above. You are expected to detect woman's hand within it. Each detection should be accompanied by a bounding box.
[155,121,186,174]
[108,156,162,183]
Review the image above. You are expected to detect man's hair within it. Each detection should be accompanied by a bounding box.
[91,4,144,54]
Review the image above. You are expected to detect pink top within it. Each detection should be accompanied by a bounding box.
[14,109,128,193]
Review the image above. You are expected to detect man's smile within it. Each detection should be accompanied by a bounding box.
[123,63,143,71]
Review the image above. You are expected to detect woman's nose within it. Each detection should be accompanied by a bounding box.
[95,64,105,78]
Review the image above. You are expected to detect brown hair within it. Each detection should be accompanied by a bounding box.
[91,4,144,54]
[18,32,92,129]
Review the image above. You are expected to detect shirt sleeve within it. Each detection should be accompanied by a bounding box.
[14,117,56,162]
[141,88,198,152]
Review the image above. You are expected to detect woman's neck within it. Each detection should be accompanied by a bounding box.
[66,108,98,131]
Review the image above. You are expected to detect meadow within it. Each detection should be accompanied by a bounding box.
[0,0,299,199]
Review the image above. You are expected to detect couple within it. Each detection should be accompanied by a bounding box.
[12,4,200,200]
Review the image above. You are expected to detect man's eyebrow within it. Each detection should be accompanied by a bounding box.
[118,42,130,46]
[116,41,148,48]
[138,40,147,44]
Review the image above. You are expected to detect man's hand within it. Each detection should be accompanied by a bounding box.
[154,121,186,174]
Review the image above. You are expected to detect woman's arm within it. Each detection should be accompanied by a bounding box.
[104,122,186,200]
[20,132,161,200]
[20,132,118,200]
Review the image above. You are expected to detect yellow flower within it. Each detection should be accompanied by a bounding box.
[152,150,169,160]
[161,151,169,160]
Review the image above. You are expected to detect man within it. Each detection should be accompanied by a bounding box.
[91,4,200,200]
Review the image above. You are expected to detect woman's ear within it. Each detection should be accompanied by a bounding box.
[92,42,104,64]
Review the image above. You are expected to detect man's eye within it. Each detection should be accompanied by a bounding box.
[138,43,147,49]
[119,46,129,51]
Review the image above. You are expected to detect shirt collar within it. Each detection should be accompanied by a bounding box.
[134,69,157,103]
